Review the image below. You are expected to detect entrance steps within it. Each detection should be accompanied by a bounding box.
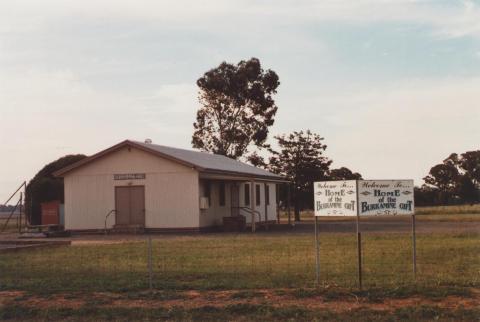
[112,224,145,234]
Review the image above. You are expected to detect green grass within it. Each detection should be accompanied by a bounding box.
[415,204,480,215]
[279,205,480,222]
[0,232,478,294]
[0,218,21,233]
[1,303,479,321]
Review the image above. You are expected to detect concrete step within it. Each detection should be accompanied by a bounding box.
[111,224,145,234]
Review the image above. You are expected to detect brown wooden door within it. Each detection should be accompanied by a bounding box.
[115,186,145,226]
[129,186,145,225]
[115,187,131,225]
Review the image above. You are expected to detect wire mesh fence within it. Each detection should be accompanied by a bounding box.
[0,228,479,294]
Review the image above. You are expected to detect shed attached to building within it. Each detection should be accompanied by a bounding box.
[54,140,287,232]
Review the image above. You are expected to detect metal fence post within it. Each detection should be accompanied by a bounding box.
[148,235,153,290]
[412,214,417,280]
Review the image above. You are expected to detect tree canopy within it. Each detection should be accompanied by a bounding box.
[268,130,332,220]
[26,154,86,224]
[192,58,280,159]
[420,150,480,205]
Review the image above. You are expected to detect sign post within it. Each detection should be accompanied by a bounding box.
[412,214,417,280]
[314,216,320,285]
[355,180,362,289]
[314,180,358,286]
[314,179,415,288]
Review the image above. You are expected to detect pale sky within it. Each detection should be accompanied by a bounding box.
[1,0,480,202]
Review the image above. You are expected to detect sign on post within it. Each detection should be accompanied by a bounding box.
[358,180,414,216]
[312,179,416,288]
[313,180,357,216]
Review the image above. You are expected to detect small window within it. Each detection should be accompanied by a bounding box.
[219,182,226,206]
[265,184,270,206]
[204,181,211,206]
[244,184,250,206]
[256,184,261,206]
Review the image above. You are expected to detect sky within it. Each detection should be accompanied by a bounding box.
[1,0,479,202]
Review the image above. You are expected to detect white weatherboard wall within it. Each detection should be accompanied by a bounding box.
[198,181,277,227]
[239,182,277,223]
[198,180,232,227]
[64,146,199,230]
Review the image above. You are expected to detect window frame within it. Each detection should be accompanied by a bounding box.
[244,183,250,206]
[204,181,211,206]
[255,184,261,206]
[265,184,270,206]
[219,182,226,207]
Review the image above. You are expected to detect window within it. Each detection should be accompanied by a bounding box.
[219,182,226,206]
[265,184,270,206]
[204,181,211,206]
[244,184,250,206]
[256,184,261,206]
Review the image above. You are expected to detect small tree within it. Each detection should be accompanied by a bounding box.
[26,154,86,224]
[192,58,280,159]
[423,151,480,204]
[268,130,332,221]
[423,162,459,204]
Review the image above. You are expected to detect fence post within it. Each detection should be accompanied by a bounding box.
[148,235,153,290]
[18,192,22,233]
[412,214,417,280]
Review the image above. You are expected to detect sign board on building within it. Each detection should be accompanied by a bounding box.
[314,180,357,216]
[314,180,414,216]
[358,180,414,216]
[113,173,146,180]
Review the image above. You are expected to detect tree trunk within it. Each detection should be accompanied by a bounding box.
[294,200,301,221]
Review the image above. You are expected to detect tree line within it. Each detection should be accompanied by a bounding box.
[22,57,478,224]
[416,151,480,206]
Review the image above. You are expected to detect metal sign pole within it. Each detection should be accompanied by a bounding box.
[356,214,362,290]
[355,180,362,290]
[315,216,320,285]
[412,214,417,280]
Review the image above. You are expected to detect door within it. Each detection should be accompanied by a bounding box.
[129,186,145,225]
[231,183,239,216]
[115,186,145,226]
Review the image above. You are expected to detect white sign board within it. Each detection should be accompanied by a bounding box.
[358,180,414,216]
[314,180,357,216]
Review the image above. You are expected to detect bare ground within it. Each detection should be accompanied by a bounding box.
[1,289,479,313]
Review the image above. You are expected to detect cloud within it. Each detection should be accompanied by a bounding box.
[0,68,199,199]
[304,77,480,184]
[1,0,480,39]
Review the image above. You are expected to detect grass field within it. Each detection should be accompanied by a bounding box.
[1,229,479,321]
[1,233,479,292]
[1,206,479,321]
[281,204,480,222]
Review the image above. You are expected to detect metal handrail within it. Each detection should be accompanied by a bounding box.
[104,209,116,235]
[233,206,262,232]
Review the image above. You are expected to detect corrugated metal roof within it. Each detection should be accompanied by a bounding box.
[132,141,283,179]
